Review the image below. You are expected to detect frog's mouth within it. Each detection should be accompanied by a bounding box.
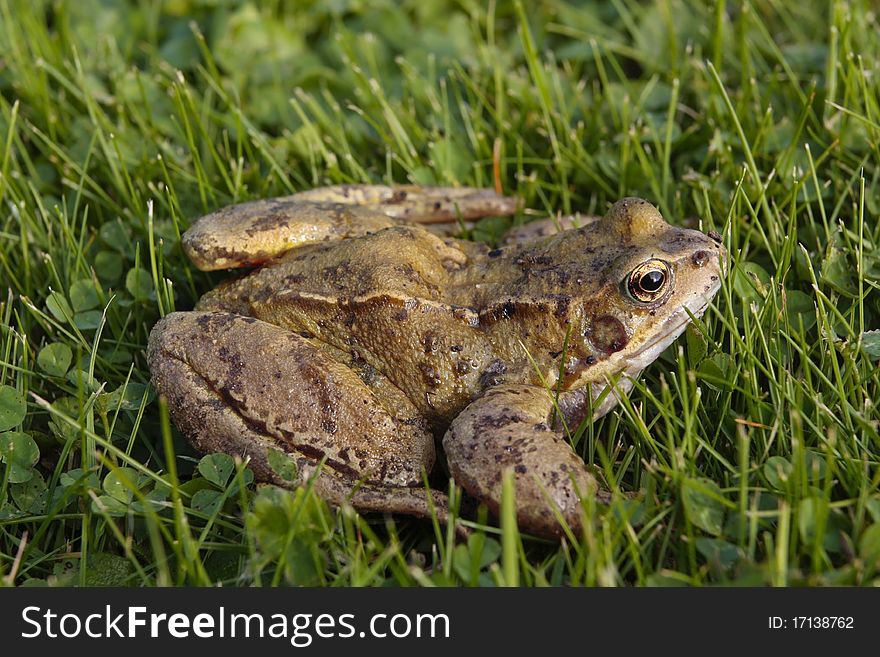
[588,299,712,419]
[625,298,711,376]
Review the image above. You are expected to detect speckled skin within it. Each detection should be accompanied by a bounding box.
[148,186,726,538]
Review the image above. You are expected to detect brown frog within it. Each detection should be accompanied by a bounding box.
[147,185,726,538]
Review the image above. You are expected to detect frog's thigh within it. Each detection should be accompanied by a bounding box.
[148,311,435,489]
[443,384,610,538]
[290,185,520,224]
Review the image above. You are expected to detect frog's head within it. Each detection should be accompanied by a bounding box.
[563,198,727,416]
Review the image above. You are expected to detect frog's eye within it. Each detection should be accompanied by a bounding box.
[627,259,670,303]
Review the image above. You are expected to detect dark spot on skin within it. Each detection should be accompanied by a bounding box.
[244,213,290,237]
[553,296,570,317]
[196,312,238,332]
[479,359,508,388]
[387,189,408,204]
[323,262,354,289]
[450,345,463,352]
[423,333,438,353]
[514,253,553,269]
[282,273,305,286]
[452,306,479,326]
[487,249,503,258]
[587,315,628,353]
[661,233,704,253]
[393,308,408,321]
[395,263,418,280]
[205,399,227,411]
[479,300,525,325]
[421,363,442,387]
[708,230,722,243]
[454,360,471,376]
[515,464,528,474]
[216,346,244,386]
[473,411,528,432]
[691,250,710,268]
[326,204,354,222]
[250,287,273,303]
[187,241,272,269]
[548,268,571,286]
[585,355,597,365]
[353,360,379,386]
[549,350,562,359]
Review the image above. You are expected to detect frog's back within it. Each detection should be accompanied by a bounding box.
[197,225,473,311]
[194,225,499,421]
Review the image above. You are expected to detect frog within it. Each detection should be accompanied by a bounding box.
[147,185,726,538]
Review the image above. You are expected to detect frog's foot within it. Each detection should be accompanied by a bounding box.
[148,310,456,531]
[289,185,520,224]
[293,465,461,537]
[501,213,600,246]
[443,384,611,539]
[183,186,520,271]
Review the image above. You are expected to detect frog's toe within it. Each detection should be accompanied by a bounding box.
[443,384,610,539]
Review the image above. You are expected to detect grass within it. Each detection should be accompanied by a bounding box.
[0,0,878,587]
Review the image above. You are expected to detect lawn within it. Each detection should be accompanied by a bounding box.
[0,0,878,586]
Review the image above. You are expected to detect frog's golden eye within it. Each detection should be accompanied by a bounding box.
[627,259,670,303]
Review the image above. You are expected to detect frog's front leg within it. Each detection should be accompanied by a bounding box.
[147,311,452,525]
[443,384,610,538]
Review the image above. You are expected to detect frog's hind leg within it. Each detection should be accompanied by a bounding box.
[289,184,520,224]
[183,200,400,271]
[183,186,520,271]
[443,384,611,539]
[148,310,456,530]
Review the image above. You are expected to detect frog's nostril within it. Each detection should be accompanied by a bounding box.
[691,250,711,268]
